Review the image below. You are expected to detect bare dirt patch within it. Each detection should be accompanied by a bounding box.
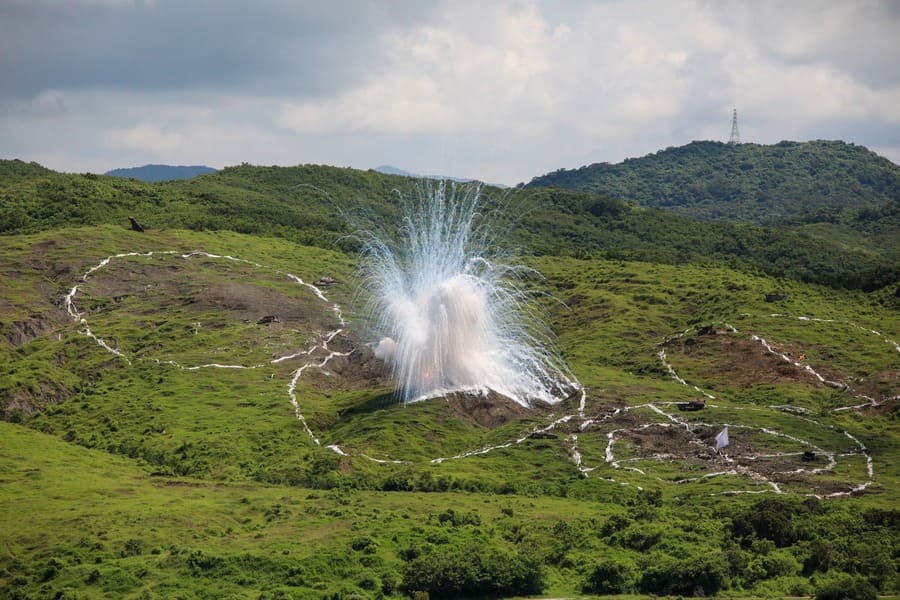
[303,341,392,391]
[596,413,870,495]
[81,260,335,331]
[667,331,899,406]
[674,334,827,388]
[441,391,536,429]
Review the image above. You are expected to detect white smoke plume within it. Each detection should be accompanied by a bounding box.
[357,181,579,406]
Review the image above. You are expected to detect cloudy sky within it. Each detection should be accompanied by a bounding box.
[2,0,899,185]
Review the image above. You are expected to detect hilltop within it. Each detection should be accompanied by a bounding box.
[527,140,900,224]
[374,164,508,188]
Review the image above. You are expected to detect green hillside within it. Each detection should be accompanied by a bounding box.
[0,218,897,598]
[1,155,898,598]
[526,140,900,224]
[2,160,897,291]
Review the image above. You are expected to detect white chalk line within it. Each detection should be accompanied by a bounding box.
[66,250,344,365]
[652,319,883,497]
[63,249,592,469]
[659,318,896,412]
[65,251,882,496]
[65,249,348,448]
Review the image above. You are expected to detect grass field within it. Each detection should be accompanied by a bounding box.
[1,226,897,598]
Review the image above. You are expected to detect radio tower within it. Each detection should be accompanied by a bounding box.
[729,108,740,144]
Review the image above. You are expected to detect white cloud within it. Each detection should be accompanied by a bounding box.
[1,0,898,184]
[279,2,557,139]
[106,123,185,154]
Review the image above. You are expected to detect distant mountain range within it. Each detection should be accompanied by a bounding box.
[105,164,217,182]
[374,165,508,188]
[527,140,900,224]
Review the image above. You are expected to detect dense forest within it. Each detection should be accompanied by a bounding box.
[527,140,900,225]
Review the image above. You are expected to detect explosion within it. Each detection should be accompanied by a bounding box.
[359,181,578,406]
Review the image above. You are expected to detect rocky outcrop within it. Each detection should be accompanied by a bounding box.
[5,316,53,346]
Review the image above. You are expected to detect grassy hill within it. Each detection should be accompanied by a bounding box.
[2,160,897,291]
[0,216,897,598]
[526,140,900,225]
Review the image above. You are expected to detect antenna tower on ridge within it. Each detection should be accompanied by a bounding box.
[729,108,740,144]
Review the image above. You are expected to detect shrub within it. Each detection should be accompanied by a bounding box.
[350,536,377,553]
[815,574,877,600]
[600,514,631,537]
[40,558,63,582]
[732,497,802,547]
[746,549,800,584]
[582,557,637,594]
[401,541,544,599]
[380,571,400,596]
[639,550,728,596]
[186,549,224,574]
[122,538,144,557]
[613,523,663,551]
[436,508,481,527]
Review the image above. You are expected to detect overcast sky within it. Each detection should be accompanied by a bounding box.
[2,0,899,185]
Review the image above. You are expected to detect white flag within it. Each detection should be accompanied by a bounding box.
[715,427,729,450]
